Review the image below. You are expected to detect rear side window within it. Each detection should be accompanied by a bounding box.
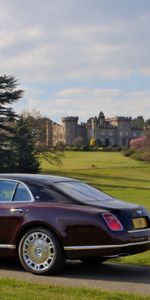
[55,181,114,204]
[28,183,75,204]
[29,184,60,202]
[0,180,17,202]
[13,183,32,202]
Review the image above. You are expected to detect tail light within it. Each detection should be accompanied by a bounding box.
[102,212,123,231]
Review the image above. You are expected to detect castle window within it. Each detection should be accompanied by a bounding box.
[101,131,105,136]
[133,132,137,137]
[109,131,113,136]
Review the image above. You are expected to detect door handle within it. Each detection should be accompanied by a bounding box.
[10,208,24,214]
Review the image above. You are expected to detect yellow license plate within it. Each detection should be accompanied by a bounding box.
[132,218,148,229]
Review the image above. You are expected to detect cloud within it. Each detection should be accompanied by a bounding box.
[56,87,122,98]
[0,0,150,122]
[13,87,150,123]
[1,2,150,82]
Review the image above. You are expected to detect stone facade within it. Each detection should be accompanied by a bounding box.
[48,112,144,148]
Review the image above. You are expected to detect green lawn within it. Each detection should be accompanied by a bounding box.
[40,151,150,266]
[41,151,150,208]
[0,278,149,300]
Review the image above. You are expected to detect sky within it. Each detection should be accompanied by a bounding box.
[0,0,150,123]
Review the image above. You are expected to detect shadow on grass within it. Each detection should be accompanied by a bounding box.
[41,170,150,191]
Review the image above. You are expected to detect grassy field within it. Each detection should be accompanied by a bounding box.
[40,151,150,266]
[41,151,150,208]
[0,278,149,300]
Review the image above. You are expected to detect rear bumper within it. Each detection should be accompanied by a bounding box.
[64,239,150,251]
[64,239,150,259]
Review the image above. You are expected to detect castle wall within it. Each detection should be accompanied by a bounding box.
[52,122,63,146]
[77,124,87,144]
[96,126,117,146]
[107,117,132,129]
[44,113,144,148]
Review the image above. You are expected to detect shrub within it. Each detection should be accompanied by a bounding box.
[71,146,81,151]
[122,148,134,157]
[90,139,98,146]
[80,145,89,151]
[72,137,85,146]
[130,137,145,150]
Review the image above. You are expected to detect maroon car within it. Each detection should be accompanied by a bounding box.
[0,174,150,275]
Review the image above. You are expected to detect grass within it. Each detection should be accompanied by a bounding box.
[40,151,150,208]
[40,151,150,266]
[0,278,149,300]
[0,153,149,299]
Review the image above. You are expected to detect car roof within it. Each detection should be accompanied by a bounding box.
[0,174,78,184]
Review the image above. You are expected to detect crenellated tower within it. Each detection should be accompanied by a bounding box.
[62,117,79,145]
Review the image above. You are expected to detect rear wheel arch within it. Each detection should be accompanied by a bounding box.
[16,222,64,252]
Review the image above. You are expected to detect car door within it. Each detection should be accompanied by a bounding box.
[0,179,33,247]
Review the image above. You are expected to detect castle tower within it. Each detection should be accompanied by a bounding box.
[91,117,97,139]
[62,117,78,145]
[107,117,132,147]
[98,111,105,125]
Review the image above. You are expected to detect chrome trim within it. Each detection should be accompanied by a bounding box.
[128,228,150,233]
[64,240,150,251]
[0,244,16,249]
[15,181,35,202]
[10,208,25,214]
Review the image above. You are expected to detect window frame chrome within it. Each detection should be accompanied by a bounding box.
[0,179,35,203]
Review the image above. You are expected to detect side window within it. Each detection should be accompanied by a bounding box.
[29,184,57,202]
[29,183,75,204]
[13,183,32,202]
[0,180,17,202]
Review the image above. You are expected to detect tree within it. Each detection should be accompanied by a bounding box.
[72,137,85,146]
[0,75,23,172]
[145,119,150,128]
[22,109,64,166]
[13,117,40,173]
[142,129,150,162]
[130,137,145,151]
[129,129,150,162]
[22,110,52,149]
[131,116,145,128]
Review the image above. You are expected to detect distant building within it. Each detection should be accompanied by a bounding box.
[45,112,144,148]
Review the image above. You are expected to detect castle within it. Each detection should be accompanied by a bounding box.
[45,111,144,148]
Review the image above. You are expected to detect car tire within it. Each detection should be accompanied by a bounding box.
[81,257,106,265]
[18,227,65,275]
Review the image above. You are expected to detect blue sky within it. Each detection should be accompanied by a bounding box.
[1,0,150,122]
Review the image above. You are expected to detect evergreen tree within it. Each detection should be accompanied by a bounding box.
[0,75,23,172]
[13,117,40,173]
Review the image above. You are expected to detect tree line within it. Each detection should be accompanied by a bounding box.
[132,116,150,128]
